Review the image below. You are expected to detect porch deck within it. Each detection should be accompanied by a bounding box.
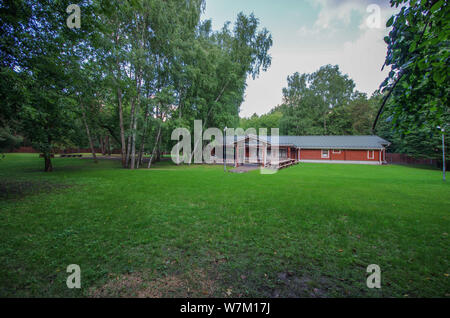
[266,158,298,169]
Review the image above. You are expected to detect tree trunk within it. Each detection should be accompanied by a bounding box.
[117,87,127,168]
[137,141,145,169]
[114,27,127,168]
[126,96,138,168]
[189,81,229,164]
[136,108,150,169]
[156,137,161,162]
[130,21,144,170]
[148,125,162,168]
[44,153,53,172]
[81,102,98,163]
[106,135,111,156]
[126,133,132,167]
[130,84,141,169]
[99,136,106,155]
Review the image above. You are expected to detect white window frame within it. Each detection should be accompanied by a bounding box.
[367,150,375,160]
[332,149,341,154]
[321,149,330,158]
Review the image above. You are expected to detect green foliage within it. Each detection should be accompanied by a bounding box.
[239,111,282,133]
[278,65,361,135]
[87,1,272,166]
[379,0,449,132]
[327,93,379,135]
[376,104,449,160]
[1,0,273,169]
[175,12,272,132]
[1,0,96,170]
[0,126,22,155]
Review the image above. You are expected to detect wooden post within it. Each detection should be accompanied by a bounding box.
[235,143,238,168]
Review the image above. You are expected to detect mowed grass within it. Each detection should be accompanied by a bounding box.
[0,154,448,298]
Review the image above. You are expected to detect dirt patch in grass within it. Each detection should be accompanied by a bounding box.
[0,180,71,200]
[89,268,218,298]
[269,272,333,298]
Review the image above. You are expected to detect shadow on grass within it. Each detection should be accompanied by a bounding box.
[0,179,72,201]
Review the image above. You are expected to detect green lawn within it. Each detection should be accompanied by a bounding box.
[0,153,448,297]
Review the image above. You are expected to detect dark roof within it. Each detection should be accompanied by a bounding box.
[227,135,390,150]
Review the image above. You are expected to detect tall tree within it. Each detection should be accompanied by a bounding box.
[280,65,356,135]
[1,0,94,171]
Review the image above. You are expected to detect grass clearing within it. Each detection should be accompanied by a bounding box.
[0,154,448,297]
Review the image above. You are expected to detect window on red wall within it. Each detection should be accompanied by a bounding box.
[332,149,341,154]
[321,149,329,158]
[368,150,375,159]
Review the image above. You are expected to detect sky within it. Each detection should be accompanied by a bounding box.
[202,0,400,117]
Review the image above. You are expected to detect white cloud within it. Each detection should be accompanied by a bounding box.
[239,1,400,117]
[332,28,390,94]
[308,0,396,30]
[314,0,361,29]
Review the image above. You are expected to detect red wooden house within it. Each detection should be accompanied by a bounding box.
[214,135,390,168]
